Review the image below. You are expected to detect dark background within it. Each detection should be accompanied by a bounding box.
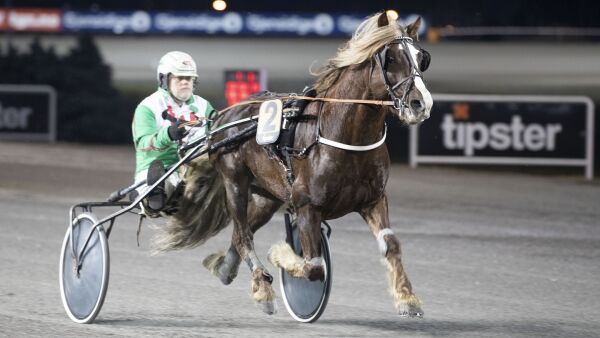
[2,0,599,175]
[11,0,600,27]
[0,91,49,133]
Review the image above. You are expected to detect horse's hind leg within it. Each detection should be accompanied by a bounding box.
[203,192,282,285]
[202,245,239,285]
[360,194,423,317]
[219,173,277,314]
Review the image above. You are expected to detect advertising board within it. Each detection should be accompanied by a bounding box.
[0,85,56,142]
[410,94,594,179]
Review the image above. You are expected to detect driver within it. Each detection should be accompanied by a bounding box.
[132,51,215,214]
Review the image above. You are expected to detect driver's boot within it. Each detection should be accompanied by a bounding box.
[145,160,166,214]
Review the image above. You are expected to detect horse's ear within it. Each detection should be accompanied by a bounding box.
[406,16,422,40]
[377,12,389,27]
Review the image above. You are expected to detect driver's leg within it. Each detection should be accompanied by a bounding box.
[145,160,166,212]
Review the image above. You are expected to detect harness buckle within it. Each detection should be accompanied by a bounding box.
[393,97,405,111]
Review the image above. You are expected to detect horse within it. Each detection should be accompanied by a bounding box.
[153,11,433,317]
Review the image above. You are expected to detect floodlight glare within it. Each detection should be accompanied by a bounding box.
[386,10,399,21]
[213,0,227,11]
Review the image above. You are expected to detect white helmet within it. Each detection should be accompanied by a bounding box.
[156,51,198,90]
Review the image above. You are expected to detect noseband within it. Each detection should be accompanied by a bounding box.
[374,37,425,113]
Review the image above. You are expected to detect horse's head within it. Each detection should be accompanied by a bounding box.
[371,13,433,125]
[313,12,433,124]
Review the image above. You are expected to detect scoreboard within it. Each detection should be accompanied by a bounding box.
[224,69,267,106]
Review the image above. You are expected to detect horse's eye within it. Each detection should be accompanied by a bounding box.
[386,56,396,64]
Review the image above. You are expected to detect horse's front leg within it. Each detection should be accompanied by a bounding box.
[221,175,277,315]
[268,205,325,281]
[360,194,423,317]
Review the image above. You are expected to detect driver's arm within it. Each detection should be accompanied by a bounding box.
[132,105,173,152]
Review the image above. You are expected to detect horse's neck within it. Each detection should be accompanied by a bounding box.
[320,65,387,144]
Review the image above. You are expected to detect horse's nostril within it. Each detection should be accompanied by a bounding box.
[410,100,424,112]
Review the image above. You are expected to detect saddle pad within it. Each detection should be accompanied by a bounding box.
[256,99,283,145]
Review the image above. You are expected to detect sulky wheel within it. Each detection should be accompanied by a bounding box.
[279,214,332,323]
[59,212,109,324]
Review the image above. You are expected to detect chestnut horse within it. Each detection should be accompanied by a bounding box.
[154,12,432,317]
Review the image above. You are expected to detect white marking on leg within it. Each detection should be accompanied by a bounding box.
[377,228,394,256]
[246,250,262,272]
[306,257,323,267]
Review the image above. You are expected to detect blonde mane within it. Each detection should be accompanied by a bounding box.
[313,12,406,93]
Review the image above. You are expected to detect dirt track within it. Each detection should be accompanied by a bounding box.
[0,142,599,337]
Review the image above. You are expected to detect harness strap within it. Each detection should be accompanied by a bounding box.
[318,124,387,152]
[283,140,319,158]
[281,147,295,185]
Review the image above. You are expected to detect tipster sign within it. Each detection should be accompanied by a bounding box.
[440,114,563,156]
[0,85,57,142]
[410,94,594,179]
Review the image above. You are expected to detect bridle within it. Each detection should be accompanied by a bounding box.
[373,36,427,113]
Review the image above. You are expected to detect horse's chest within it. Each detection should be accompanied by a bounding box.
[329,168,385,196]
[301,154,388,210]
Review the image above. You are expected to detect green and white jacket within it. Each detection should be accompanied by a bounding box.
[132,88,214,176]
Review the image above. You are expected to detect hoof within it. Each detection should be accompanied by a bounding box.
[303,263,325,281]
[217,271,235,285]
[396,296,424,318]
[398,304,424,318]
[256,300,278,315]
[203,252,236,285]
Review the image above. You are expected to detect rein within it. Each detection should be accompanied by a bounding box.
[214,95,396,116]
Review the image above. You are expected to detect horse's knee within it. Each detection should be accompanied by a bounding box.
[377,228,400,257]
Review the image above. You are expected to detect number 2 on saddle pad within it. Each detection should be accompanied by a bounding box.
[256,99,283,145]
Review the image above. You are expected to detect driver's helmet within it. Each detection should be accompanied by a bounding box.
[156,51,198,90]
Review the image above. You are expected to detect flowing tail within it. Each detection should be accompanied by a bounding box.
[152,153,230,252]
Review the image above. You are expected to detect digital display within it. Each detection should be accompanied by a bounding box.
[224,69,266,106]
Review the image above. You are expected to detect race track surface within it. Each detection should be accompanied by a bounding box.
[0,142,598,338]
